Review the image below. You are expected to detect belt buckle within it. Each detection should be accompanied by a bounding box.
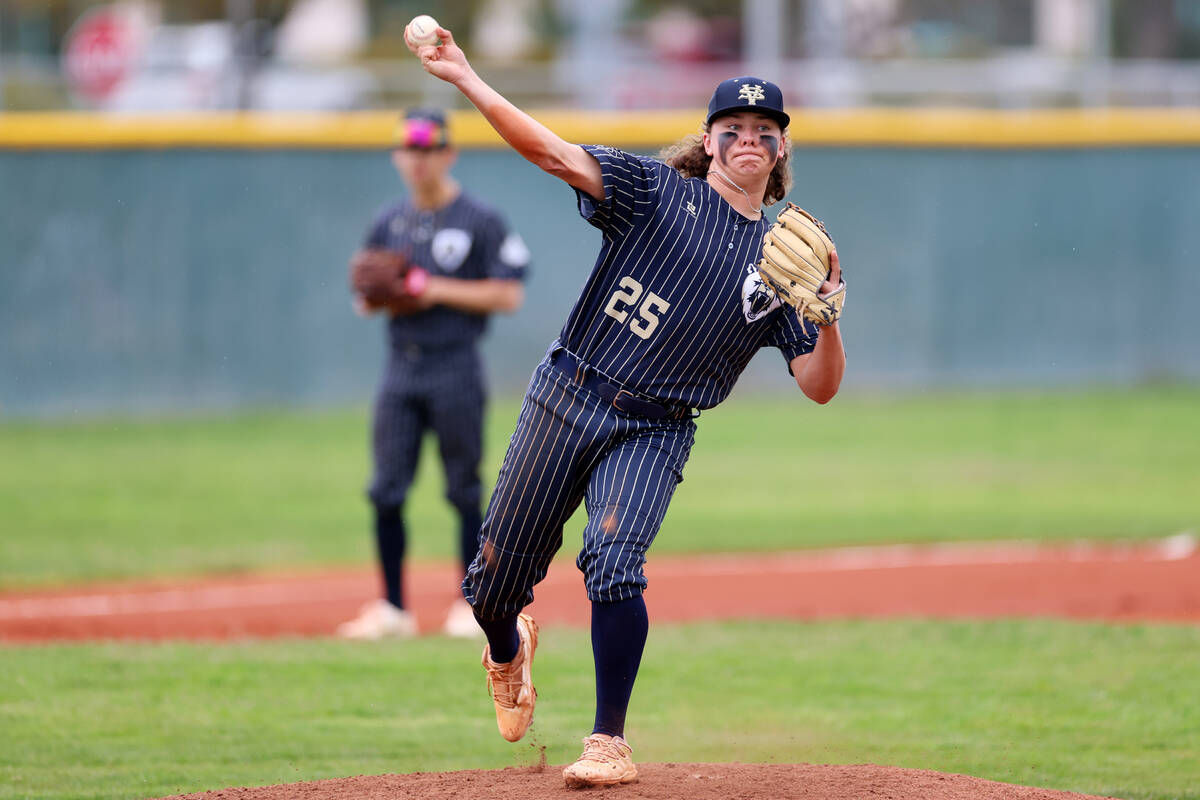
[612,388,668,419]
[611,389,637,411]
[613,388,655,416]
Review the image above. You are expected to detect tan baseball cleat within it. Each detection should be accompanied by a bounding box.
[481,612,538,742]
[562,733,638,788]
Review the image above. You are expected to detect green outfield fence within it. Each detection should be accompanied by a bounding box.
[2,109,1199,417]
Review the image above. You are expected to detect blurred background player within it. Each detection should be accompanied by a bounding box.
[338,108,530,640]
[407,26,844,788]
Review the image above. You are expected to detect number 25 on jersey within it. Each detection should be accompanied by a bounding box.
[603,276,671,340]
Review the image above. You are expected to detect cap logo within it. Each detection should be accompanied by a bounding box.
[406,119,437,147]
[396,113,449,148]
[738,84,765,105]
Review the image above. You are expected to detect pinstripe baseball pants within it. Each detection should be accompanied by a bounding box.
[463,347,697,619]
[369,343,486,512]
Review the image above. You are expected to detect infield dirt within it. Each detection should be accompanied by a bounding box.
[2,538,1197,641]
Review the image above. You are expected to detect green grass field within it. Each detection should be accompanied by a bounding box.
[2,386,1197,800]
[1,386,1196,589]
[2,621,1198,800]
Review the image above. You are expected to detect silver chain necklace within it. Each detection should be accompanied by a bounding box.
[709,168,762,215]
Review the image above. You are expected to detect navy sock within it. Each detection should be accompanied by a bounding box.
[456,505,483,577]
[475,611,521,663]
[373,504,406,609]
[591,594,648,738]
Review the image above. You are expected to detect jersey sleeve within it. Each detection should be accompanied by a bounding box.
[575,145,661,237]
[766,307,820,366]
[475,211,530,282]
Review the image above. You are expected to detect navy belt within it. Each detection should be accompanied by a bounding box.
[550,349,693,420]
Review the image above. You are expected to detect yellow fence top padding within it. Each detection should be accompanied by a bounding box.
[2,108,1200,150]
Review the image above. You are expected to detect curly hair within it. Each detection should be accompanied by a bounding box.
[659,122,793,206]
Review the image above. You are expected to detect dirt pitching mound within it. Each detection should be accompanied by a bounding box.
[157,762,1121,800]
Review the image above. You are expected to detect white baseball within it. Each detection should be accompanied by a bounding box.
[407,14,440,47]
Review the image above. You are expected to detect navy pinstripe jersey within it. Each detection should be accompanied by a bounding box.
[560,145,818,410]
[365,191,529,349]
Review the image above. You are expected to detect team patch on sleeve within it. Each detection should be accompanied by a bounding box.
[499,232,531,267]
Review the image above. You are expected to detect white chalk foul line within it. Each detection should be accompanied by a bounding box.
[648,533,1198,578]
[0,534,1193,621]
[0,581,365,621]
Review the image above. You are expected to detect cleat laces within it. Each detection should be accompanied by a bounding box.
[578,734,631,764]
[484,650,528,709]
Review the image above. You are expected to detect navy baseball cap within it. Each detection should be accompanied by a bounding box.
[395,108,450,149]
[706,77,790,128]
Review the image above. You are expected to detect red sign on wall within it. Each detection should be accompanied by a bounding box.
[62,6,140,103]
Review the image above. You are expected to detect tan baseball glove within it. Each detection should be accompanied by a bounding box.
[756,202,845,326]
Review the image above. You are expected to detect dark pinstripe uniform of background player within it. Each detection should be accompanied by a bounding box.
[407,24,845,787]
[338,109,530,640]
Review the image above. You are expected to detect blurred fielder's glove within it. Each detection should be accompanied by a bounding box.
[349,249,428,312]
[756,203,845,326]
